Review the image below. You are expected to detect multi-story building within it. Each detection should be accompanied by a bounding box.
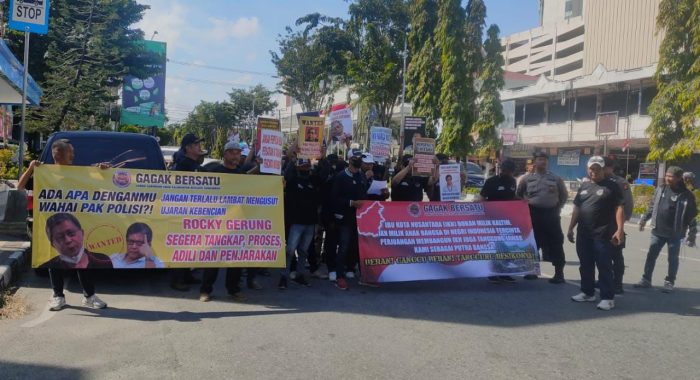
[497,0,690,181]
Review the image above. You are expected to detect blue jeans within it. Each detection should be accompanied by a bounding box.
[643,234,682,284]
[576,236,615,300]
[284,224,315,278]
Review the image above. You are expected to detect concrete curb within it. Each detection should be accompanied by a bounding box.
[0,240,31,290]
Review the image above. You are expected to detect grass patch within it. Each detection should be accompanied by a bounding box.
[0,288,30,319]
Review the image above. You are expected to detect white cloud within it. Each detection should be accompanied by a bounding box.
[208,16,260,40]
[136,1,188,53]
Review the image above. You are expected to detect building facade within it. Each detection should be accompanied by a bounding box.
[499,0,671,181]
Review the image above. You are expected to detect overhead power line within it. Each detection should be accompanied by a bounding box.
[168,75,258,88]
[167,59,278,78]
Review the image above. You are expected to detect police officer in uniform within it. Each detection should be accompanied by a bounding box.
[516,151,568,283]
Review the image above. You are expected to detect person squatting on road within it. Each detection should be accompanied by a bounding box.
[567,156,626,311]
[516,151,568,283]
[635,166,697,293]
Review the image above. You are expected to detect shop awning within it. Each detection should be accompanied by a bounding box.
[0,39,41,106]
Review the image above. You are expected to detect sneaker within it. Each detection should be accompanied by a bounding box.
[82,295,107,309]
[596,299,615,311]
[358,280,380,288]
[293,275,311,287]
[278,276,288,290]
[661,280,674,293]
[247,281,263,290]
[524,274,538,280]
[229,292,248,302]
[633,278,652,288]
[488,276,502,284]
[345,271,355,279]
[335,277,349,290]
[199,293,212,302]
[500,276,516,283]
[328,271,337,282]
[614,284,625,295]
[571,292,596,302]
[311,270,329,279]
[48,296,66,311]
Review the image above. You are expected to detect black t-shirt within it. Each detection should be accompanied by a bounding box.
[480,174,517,201]
[573,178,624,239]
[391,176,427,202]
[206,163,242,174]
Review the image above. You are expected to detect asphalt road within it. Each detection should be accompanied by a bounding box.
[1,217,699,380]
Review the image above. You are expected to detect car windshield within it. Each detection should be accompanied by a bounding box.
[466,162,482,174]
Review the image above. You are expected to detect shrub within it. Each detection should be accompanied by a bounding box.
[632,184,655,218]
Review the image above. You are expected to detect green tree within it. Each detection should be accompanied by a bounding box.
[180,101,235,159]
[15,0,158,134]
[346,0,410,129]
[270,14,351,112]
[436,0,471,157]
[647,0,700,161]
[472,25,505,157]
[406,0,441,138]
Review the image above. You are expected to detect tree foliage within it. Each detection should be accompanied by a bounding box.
[406,0,440,137]
[271,14,352,112]
[472,24,505,157]
[4,0,158,134]
[174,85,277,159]
[435,0,472,156]
[647,0,700,161]
[345,0,409,129]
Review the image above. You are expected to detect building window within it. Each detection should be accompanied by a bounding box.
[565,0,583,19]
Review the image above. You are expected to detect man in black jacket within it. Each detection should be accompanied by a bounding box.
[316,154,346,280]
[329,155,367,290]
[170,133,205,291]
[636,166,698,293]
[279,158,321,289]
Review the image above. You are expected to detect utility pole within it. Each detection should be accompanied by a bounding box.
[398,35,408,159]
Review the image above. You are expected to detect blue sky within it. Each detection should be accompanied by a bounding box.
[136,0,540,124]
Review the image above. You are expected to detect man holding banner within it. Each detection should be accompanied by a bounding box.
[18,139,110,311]
[198,140,249,302]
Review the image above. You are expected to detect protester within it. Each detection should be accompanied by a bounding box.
[111,223,165,269]
[683,171,696,191]
[18,139,111,311]
[198,141,249,302]
[329,154,367,290]
[602,157,633,294]
[428,153,450,201]
[391,155,429,202]
[170,133,205,291]
[635,166,698,293]
[362,153,389,201]
[480,159,518,284]
[279,158,320,289]
[316,154,346,280]
[516,151,568,283]
[567,156,625,311]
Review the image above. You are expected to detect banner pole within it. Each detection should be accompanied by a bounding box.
[18,29,30,180]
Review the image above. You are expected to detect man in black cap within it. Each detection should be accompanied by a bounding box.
[516,151,568,283]
[480,159,518,284]
[170,133,205,291]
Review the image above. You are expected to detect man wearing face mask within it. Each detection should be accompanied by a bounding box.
[329,154,367,290]
[316,154,346,280]
[278,158,321,289]
[391,154,429,202]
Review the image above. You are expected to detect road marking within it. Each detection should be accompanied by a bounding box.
[639,248,700,263]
